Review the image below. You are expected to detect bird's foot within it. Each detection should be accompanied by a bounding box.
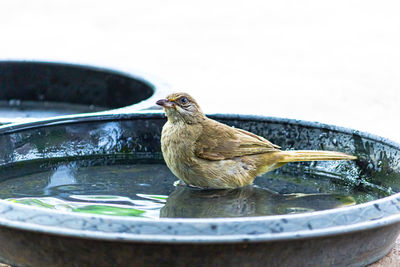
[173,180,187,187]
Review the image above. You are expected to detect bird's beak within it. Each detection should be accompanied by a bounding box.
[156,99,175,108]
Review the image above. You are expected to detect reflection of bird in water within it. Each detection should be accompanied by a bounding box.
[160,185,355,218]
[157,92,356,189]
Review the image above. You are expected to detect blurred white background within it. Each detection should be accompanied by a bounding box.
[1,0,399,141]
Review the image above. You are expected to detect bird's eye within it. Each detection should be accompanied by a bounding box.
[180,97,188,104]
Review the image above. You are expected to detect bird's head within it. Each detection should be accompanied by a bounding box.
[156,92,205,124]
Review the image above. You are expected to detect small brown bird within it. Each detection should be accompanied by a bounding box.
[156,92,356,189]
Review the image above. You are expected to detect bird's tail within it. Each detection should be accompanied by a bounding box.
[278,150,357,163]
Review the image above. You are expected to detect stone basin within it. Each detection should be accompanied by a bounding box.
[0,61,166,125]
[0,113,399,266]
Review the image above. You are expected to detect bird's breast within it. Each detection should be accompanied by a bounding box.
[161,121,201,178]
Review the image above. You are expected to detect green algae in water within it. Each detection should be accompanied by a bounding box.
[73,205,146,216]
[0,157,392,219]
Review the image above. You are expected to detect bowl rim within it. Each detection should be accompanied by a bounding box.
[0,112,399,243]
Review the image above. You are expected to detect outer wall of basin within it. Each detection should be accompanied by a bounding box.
[0,223,398,267]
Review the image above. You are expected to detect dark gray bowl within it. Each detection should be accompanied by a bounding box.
[0,113,399,266]
[0,61,167,125]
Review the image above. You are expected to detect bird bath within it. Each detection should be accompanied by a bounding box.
[0,61,167,125]
[0,113,399,266]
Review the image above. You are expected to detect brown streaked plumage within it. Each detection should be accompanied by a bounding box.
[156,92,357,189]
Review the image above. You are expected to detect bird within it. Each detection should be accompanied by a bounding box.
[156,92,357,189]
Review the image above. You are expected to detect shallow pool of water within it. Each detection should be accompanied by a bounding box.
[0,156,390,219]
[0,101,105,123]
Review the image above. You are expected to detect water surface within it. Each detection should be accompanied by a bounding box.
[0,157,389,219]
[0,100,105,122]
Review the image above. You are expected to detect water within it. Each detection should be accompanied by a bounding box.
[0,157,389,219]
[0,100,105,123]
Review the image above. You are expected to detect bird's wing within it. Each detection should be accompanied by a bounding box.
[194,119,280,160]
